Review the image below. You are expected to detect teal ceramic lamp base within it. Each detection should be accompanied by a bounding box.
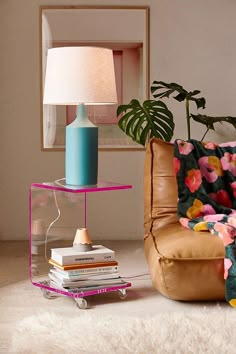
[66,104,98,186]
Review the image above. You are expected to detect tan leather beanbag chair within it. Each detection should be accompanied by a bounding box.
[144,138,225,301]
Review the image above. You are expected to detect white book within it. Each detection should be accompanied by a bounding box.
[49,281,128,294]
[50,269,119,282]
[51,245,115,266]
[53,265,119,278]
[48,273,125,288]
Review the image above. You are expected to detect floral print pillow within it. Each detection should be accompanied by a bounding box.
[174,139,236,218]
[174,139,236,307]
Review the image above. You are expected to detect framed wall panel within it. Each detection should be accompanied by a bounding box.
[40,6,150,151]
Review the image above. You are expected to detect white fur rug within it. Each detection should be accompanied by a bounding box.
[10,308,236,353]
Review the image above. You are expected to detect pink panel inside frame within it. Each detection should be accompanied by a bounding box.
[66,51,123,125]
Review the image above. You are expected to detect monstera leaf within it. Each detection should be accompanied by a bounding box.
[117,99,175,146]
[151,81,206,109]
[191,114,236,130]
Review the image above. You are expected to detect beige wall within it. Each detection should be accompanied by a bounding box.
[0,0,235,240]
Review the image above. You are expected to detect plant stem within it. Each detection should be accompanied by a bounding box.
[185,99,191,139]
[200,126,210,142]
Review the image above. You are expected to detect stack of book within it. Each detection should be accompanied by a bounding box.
[48,244,127,293]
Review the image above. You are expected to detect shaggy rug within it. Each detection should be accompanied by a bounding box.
[10,308,236,353]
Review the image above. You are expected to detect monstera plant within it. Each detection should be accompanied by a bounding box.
[151,81,236,140]
[117,98,175,146]
[117,100,175,146]
[117,81,236,146]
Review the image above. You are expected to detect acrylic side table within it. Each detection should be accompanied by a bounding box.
[29,180,132,309]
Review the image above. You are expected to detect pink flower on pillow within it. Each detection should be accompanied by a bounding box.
[230,210,236,217]
[173,157,180,175]
[224,258,233,280]
[202,142,218,150]
[228,216,236,228]
[202,204,216,215]
[231,182,236,197]
[177,140,194,155]
[203,214,224,222]
[214,223,236,246]
[179,217,191,228]
[219,141,236,148]
[198,156,223,183]
[221,152,236,176]
[185,169,202,192]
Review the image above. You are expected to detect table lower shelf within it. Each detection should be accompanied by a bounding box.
[32,280,131,309]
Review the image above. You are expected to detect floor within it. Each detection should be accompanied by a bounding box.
[0,240,227,352]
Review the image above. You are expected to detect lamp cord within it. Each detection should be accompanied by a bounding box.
[54,177,66,188]
[42,178,151,281]
[120,272,150,280]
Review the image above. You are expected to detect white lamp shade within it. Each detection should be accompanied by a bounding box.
[43,46,117,105]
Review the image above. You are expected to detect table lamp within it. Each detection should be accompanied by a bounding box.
[43,47,117,186]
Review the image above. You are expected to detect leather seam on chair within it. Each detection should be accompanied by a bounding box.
[160,255,171,298]
[158,255,223,299]
[150,231,172,299]
[151,231,164,258]
[151,232,224,261]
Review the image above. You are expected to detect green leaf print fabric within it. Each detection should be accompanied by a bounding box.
[174,139,236,307]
